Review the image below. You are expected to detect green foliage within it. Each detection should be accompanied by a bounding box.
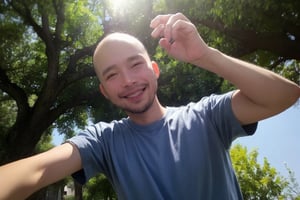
[1,0,298,159]
[64,196,75,200]
[284,164,300,199]
[275,60,300,84]
[35,132,54,153]
[210,0,299,30]
[0,96,16,133]
[0,95,17,157]
[154,46,224,106]
[63,0,103,48]
[1,0,299,197]
[0,0,108,162]
[153,0,300,82]
[230,144,289,199]
[83,174,116,200]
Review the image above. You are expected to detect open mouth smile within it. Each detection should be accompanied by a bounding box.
[121,86,146,100]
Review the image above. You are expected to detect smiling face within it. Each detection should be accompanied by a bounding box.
[93,33,160,115]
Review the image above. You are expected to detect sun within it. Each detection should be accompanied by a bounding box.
[110,0,128,15]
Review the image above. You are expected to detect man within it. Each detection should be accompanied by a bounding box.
[0,13,299,200]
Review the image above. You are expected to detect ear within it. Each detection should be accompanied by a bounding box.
[151,61,160,78]
[99,84,109,99]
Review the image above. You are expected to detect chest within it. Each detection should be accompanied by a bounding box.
[105,123,230,196]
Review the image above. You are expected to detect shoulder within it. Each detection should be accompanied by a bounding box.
[198,91,234,107]
[89,118,130,135]
[70,118,130,143]
[167,91,234,116]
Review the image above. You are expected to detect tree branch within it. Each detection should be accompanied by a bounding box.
[195,18,300,60]
[267,57,286,71]
[65,44,98,74]
[0,68,31,121]
[56,43,98,95]
[53,0,65,44]
[9,1,60,90]
[48,89,102,124]
[9,1,47,43]
[57,67,96,95]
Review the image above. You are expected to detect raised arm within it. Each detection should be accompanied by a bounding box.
[0,143,82,200]
[150,13,300,125]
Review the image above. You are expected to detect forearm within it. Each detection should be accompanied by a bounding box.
[0,157,44,199]
[195,48,300,113]
[0,143,81,200]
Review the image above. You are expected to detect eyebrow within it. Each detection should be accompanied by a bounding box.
[101,54,145,77]
[101,64,117,78]
[127,54,144,63]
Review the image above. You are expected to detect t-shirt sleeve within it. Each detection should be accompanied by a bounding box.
[67,123,108,185]
[199,91,257,149]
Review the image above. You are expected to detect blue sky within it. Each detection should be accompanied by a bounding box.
[52,102,300,183]
[233,102,300,183]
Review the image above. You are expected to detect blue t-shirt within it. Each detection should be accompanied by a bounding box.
[68,91,257,200]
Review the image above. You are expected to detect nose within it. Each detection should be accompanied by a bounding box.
[121,71,136,87]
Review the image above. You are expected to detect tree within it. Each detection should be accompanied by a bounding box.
[0,0,103,164]
[230,144,293,199]
[154,0,300,83]
[0,0,155,199]
[284,164,300,199]
[83,174,117,200]
[1,0,299,164]
[0,0,158,165]
[1,0,299,198]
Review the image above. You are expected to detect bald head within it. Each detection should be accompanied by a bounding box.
[93,33,150,81]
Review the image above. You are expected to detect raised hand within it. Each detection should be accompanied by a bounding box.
[150,13,209,65]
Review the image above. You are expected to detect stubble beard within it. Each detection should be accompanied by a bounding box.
[122,93,156,114]
[112,82,158,115]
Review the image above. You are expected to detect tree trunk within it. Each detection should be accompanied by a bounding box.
[74,180,83,200]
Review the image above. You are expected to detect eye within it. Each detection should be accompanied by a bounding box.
[132,62,142,68]
[106,73,117,80]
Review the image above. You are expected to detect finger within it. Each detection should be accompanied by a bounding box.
[151,24,165,39]
[164,13,190,43]
[158,38,172,52]
[150,14,171,29]
[171,20,195,40]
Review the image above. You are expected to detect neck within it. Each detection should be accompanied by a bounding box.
[127,97,166,125]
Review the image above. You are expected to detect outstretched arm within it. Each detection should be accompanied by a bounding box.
[150,13,300,125]
[0,143,82,200]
